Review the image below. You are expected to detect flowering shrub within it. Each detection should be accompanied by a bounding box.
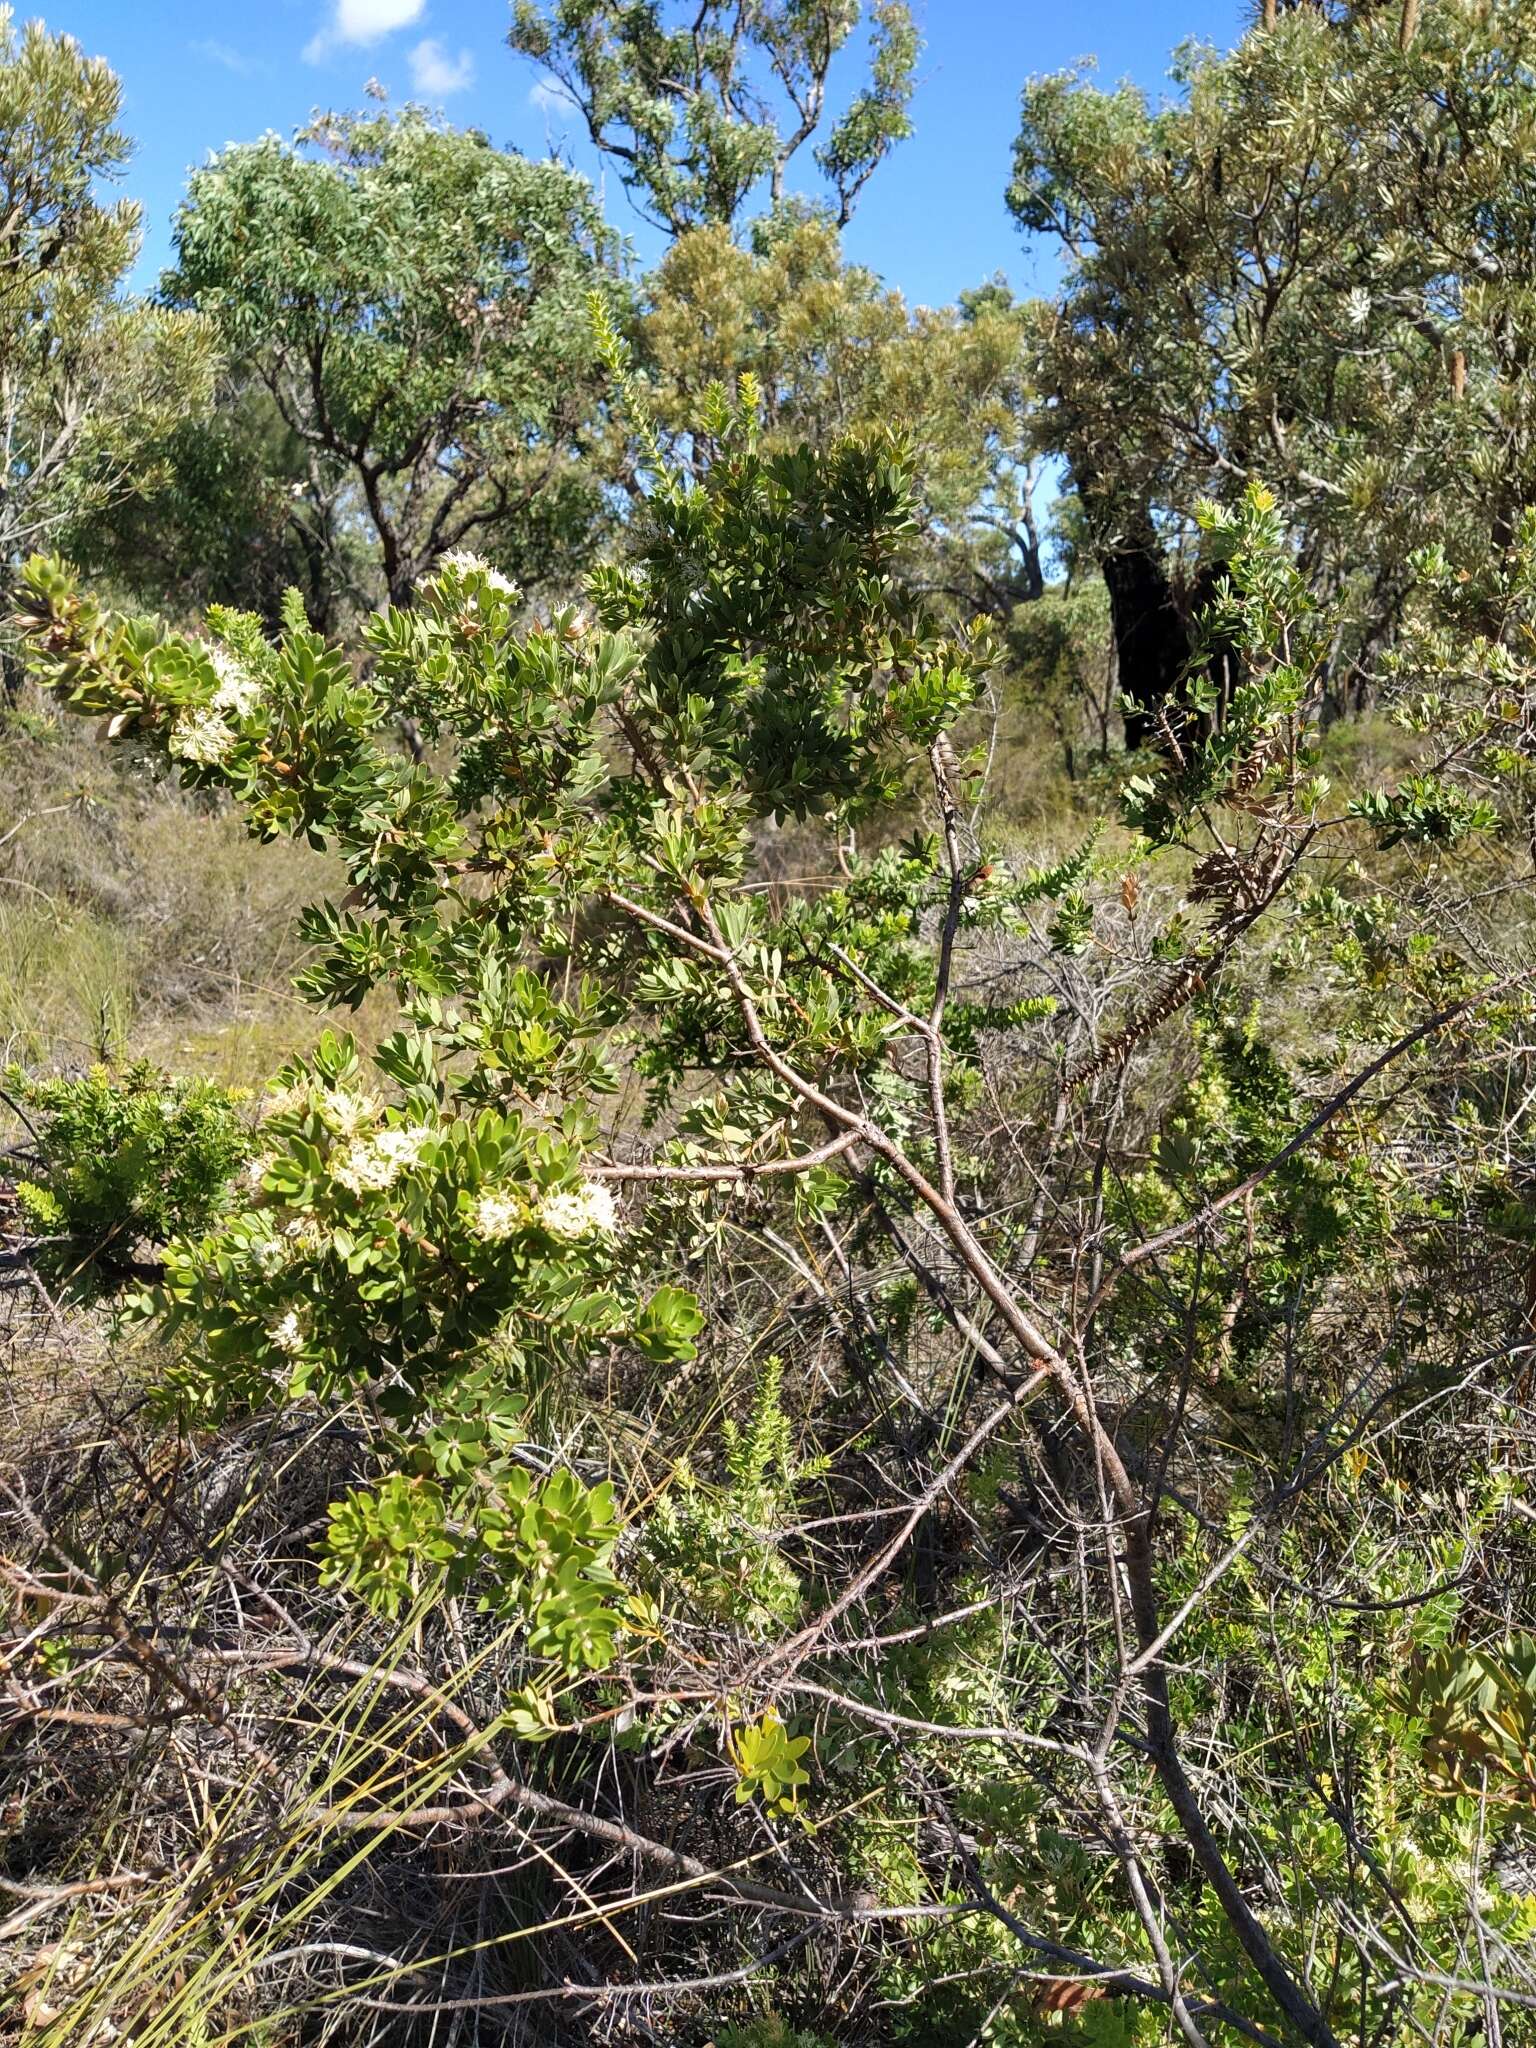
[16,379,1536,2041]
[15,366,993,1679]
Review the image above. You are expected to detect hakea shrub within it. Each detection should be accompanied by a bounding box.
[17,438,1525,1694]
[17,351,1536,2032]
[13,365,1003,1703]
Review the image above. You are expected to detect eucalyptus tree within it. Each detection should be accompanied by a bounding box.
[510,5,1046,623]
[164,107,627,612]
[1009,0,1536,738]
[508,0,919,233]
[73,381,359,633]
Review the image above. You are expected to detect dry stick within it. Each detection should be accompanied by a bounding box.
[831,1593,997,1652]
[0,1871,160,1943]
[363,1910,1284,2036]
[1066,825,1317,1097]
[198,1646,922,1923]
[925,736,972,1205]
[606,879,1344,2039]
[0,796,80,858]
[355,1928,819,2016]
[783,1678,1077,1758]
[1087,1753,1211,2048]
[747,1362,1052,1679]
[333,1734,1286,2048]
[871,1189,1015,1378]
[16,1594,1273,2048]
[641,888,1345,2048]
[0,1487,281,1781]
[589,1129,859,1183]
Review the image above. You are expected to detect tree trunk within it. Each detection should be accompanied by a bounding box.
[1098,525,1191,752]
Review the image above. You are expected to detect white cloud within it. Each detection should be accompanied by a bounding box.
[529,75,576,118]
[304,0,425,64]
[409,38,475,96]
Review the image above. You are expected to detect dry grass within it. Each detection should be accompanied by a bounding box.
[0,693,390,1087]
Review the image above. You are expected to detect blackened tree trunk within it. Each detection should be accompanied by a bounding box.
[1099,522,1192,752]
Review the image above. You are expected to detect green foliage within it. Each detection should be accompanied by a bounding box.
[23,390,1536,2035]
[717,2024,837,2048]
[0,11,216,579]
[1121,483,1323,844]
[164,107,624,606]
[508,0,917,233]
[1009,1,1536,729]
[730,1708,812,1813]
[1400,1638,1536,1807]
[19,26,1536,2026]
[644,1357,816,1631]
[1348,772,1499,848]
[5,1060,248,1284]
[321,1464,627,1669]
[642,211,1043,612]
[13,378,999,1736]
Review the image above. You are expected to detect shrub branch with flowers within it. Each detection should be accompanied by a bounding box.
[16,336,1536,2041]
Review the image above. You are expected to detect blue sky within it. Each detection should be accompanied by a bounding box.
[44,0,1243,303]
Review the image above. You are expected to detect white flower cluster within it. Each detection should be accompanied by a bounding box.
[330,1123,430,1196]
[1345,286,1372,331]
[242,1153,273,1194]
[374,1124,432,1171]
[282,1214,327,1253]
[319,1088,377,1137]
[437,548,517,597]
[537,1179,619,1240]
[332,1141,398,1195]
[169,705,237,765]
[471,1186,522,1241]
[260,1080,311,1122]
[208,644,263,720]
[268,1308,307,1355]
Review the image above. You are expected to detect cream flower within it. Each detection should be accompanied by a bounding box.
[471,1187,521,1241]
[268,1309,306,1355]
[332,1138,402,1195]
[242,1153,273,1194]
[536,1180,618,1240]
[374,1124,432,1171]
[169,706,236,764]
[437,548,517,597]
[318,1088,377,1137]
[208,644,263,719]
[331,1122,431,1195]
[260,1081,310,1122]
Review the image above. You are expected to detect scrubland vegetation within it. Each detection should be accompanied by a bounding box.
[7,4,1536,2043]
